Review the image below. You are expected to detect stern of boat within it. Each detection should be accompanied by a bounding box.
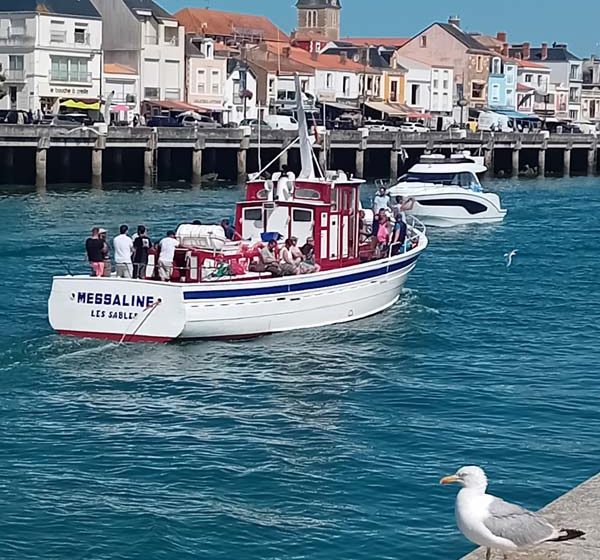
[48,276,187,343]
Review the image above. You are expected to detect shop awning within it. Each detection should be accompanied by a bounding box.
[493,108,540,120]
[322,101,360,113]
[364,101,410,117]
[61,99,100,110]
[143,99,211,113]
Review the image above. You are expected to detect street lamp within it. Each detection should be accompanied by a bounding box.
[457,97,468,128]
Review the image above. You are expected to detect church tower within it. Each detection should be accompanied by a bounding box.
[296,0,341,41]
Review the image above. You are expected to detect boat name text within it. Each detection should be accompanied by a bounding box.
[77,292,155,308]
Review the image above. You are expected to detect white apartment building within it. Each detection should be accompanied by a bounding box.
[91,0,185,107]
[0,1,102,113]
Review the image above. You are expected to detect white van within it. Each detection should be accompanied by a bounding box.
[264,114,298,131]
[478,111,511,132]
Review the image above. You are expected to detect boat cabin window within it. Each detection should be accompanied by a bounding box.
[292,209,312,222]
[244,208,262,221]
[294,188,321,200]
[405,171,480,189]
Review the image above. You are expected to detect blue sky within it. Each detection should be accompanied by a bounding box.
[161,0,600,57]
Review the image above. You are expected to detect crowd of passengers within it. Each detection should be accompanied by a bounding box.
[362,187,416,258]
[84,219,237,281]
[251,236,320,277]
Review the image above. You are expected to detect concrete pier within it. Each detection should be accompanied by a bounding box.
[2,126,600,185]
[460,471,600,560]
[35,149,47,189]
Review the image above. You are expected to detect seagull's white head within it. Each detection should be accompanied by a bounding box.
[440,465,488,491]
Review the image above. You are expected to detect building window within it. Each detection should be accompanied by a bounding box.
[164,27,179,46]
[165,88,180,100]
[326,72,333,88]
[432,92,439,110]
[537,75,543,86]
[569,87,579,103]
[50,56,89,82]
[211,69,221,94]
[342,76,350,96]
[268,77,275,98]
[569,109,578,119]
[411,84,419,105]
[491,83,500,102]
[8,55,24,80]
[491,57,501,75]
[50,28,66,43]
[144,87,160,99]
[197,69,206,94]
[471,81,485,99]
[506,70,514,85]
[476,56,484,73]
[420,35,427,48]
[390,79,398,102]
[9,18,25,36]
[433,78,439,89]
[74,27,87,44]
[570,65,579,80]
[306,10,318,28]
[525,74,532,83]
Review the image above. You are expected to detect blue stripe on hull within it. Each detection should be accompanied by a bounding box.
[183,255,420,301]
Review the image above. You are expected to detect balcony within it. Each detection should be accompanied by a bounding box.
[50,72,93,84]
[0,34,35,47]
[5,69,25,82]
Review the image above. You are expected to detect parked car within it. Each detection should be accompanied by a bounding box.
[264,114,298,131]
[331,115,358,130]
[50,113,91,127]
[240,118,271,131]
[364,119,399,132]
[399,122,430,133]
[178,112,220,128]
[0,109,31,124]
[146,115,182,127]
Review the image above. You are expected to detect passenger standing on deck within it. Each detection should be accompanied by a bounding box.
[372,186,390,237]
[85,227,105,277]
[113,224,134,278]
[391,212,407,255]
[133,225,151,279]
[376,213,391,258]
[158,230,179,281]
[221,219,235,240]
[99,228,111,277]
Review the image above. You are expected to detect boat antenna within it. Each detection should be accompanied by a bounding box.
[257,101,263,173]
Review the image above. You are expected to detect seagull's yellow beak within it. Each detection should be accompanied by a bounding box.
[440,474,460,485]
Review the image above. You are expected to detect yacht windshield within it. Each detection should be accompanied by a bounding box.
[404,171,481,191]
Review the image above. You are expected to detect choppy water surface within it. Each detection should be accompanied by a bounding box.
[1,178,600,560]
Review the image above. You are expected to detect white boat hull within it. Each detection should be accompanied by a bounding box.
[48,244,426,342]
[389,185,507,228]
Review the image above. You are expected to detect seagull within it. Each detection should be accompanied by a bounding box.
[504,250,518,269]
[440,466,584,560]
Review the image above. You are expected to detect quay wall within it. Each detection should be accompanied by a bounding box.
[0,125,598,188]
[460,471,600,560]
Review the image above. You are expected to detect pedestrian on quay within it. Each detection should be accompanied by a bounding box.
[85,227,105,277]
[158,230,179,281]
[133,225,152,279]
[113,224,134,278]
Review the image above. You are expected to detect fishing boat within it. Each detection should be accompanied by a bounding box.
[47,79,428,342]
[386,153,507,228]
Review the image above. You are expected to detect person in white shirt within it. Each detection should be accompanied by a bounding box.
[372,186,391,214]
[113,224,134,278]
[158,230,179,281]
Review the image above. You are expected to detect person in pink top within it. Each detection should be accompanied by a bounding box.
[376,212,390,257]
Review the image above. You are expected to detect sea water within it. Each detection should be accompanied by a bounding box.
[1,178,599,560]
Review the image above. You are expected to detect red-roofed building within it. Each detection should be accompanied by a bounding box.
[103,63,140,123]
[175,8,288,45]
[342,37,409,49]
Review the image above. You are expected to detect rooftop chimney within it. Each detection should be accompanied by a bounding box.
[496,31,507,43]
[339,51,348,64]
[541,42,548,60]
[522,42,530,60]
[448,15,461,28]
[502,42,509,57]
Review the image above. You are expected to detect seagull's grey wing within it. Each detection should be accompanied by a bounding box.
[483,497,556,547]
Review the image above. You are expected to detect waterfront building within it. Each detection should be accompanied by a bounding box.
[514,58,552,118]
[224,59,258,123]
[0,0,102,113]
[295,0,341,42]
[510,42,582,120]
[103,63,140,123]
[581,56,600,125]
[245,44,314,115]
[397,16,492,118]
[91,0,185,105]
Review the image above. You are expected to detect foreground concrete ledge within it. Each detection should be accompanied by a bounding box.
[460,472,600,560]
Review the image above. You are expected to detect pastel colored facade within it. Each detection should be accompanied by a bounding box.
[487,55,518,110]
[296,0,341,42]
[397,19,491,110]
[582,56,600,124]
[184,37,228,113]
[515,59,552,116]
[0,1,102,112]
[91,0,185,104]
[103,63,140,122]
[224,60,258,123]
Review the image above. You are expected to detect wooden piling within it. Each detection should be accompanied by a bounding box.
[587,146,597,176]
[35,149,47,189]
[511,148,520,178]
[564,148,571,177]
[538,148,546,177]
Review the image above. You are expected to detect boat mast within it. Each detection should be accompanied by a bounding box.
[295,74,317,179]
